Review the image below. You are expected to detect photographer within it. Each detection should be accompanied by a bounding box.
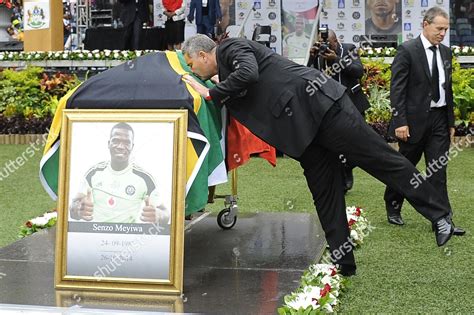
[307,29,370,192]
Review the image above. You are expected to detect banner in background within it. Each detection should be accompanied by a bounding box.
[321,0,449,45]
[281,0,319,60]
[401,0,449,44]
[234,0,282,54]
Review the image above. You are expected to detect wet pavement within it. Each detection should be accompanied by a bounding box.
[0,212,325,314]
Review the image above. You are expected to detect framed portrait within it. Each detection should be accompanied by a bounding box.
[55,109,187,294]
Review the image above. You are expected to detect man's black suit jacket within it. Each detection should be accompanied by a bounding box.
[307,43,370,114]
[119,0,149,26]
[209,38,347,158]
[389,36,454,144]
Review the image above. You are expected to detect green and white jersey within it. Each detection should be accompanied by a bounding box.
[79,161,165,223]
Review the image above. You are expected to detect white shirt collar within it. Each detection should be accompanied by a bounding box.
[420,33,437,50]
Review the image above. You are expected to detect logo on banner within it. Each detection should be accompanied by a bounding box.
[421,9,427,16]
[404,23,411,31]
[421,0,428,7]
[353,0,360,7]
[270,35,277,43]
[338,0,345,9]
[26,5,46,29]
[352,23,362,30]
[323,0,332,9]
[269,0,276,7]
[352,12,361,19]
[254,0,262,9]
[353,35,360,42]
[436,0,443,4]
[237,2,249,9]
[322,11,329,18]
[254,11,261,18]
[338,11,345,18]
[404,0,414,6]
[268,12,276,20]
[339,35,345,41]
[405,10,411,17]
[337,22,345,30]
[407,33,414,39]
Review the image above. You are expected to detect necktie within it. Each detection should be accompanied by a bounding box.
[429,46,440,103]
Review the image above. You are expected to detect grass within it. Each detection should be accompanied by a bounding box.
[207,149,474,313]
[0,144,56,247]
[0,145,472,312]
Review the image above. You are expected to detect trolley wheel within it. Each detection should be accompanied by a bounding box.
[217,208,237,230]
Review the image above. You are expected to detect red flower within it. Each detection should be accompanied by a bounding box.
[355,208,361,216]
[320,284,331,297]
[348,218,356,227]
[330,267,337,276]
[25,221,33,228]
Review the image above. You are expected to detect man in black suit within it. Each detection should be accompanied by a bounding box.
[181,34,456,276]
[119,0,150,50]
[384,7,465,236]
[307,29,370,192]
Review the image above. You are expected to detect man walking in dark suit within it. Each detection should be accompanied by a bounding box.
[181,34,457,276]
[119,0,150,50]
[187,0,222,38]
[307,29,370,192]
[384,7,465,237]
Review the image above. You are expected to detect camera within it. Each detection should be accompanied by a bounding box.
[318,26,330,55]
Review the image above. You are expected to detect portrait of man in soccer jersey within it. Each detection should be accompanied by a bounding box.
[69,122,170,225]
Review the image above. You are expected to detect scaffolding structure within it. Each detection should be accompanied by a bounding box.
[75,0,90,49]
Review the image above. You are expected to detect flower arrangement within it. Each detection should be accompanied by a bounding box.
[278,264,346,314]
[346,206,371,246]
[359,46,474,58]
[452,46,474,57]
[279,207,371,314]
[0,50,156,62]
[18,210,57,238]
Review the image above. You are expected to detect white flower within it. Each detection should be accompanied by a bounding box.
[87,53,93,58]
[30,216,49,226]
[462,47,469,53]
[350,229,359,240]
[136,50,142,57]
[104,50,111,57]
[0,55,3,60]
[286,286,322,310]
[454,47,460,54]
[94,53,101,59]
[43,212,57,221]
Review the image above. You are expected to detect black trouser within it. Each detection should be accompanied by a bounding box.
[297,95,451,267]
[124,17,142,50]
[384,107,452,216]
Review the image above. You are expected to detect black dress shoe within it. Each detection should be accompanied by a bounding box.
[453,227,466,236]
[337,264,357,277]
[434,216,454,246]
[387,214,404,225]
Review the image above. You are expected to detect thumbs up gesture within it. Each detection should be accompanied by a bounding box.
[140,196,157,223]
[70,189,94,221]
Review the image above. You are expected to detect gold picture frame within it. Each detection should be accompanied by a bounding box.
[55,109,187,294]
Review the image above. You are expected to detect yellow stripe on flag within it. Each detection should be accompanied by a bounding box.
[43,85,81,154]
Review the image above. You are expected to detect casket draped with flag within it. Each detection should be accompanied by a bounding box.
[39,51,227,215]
